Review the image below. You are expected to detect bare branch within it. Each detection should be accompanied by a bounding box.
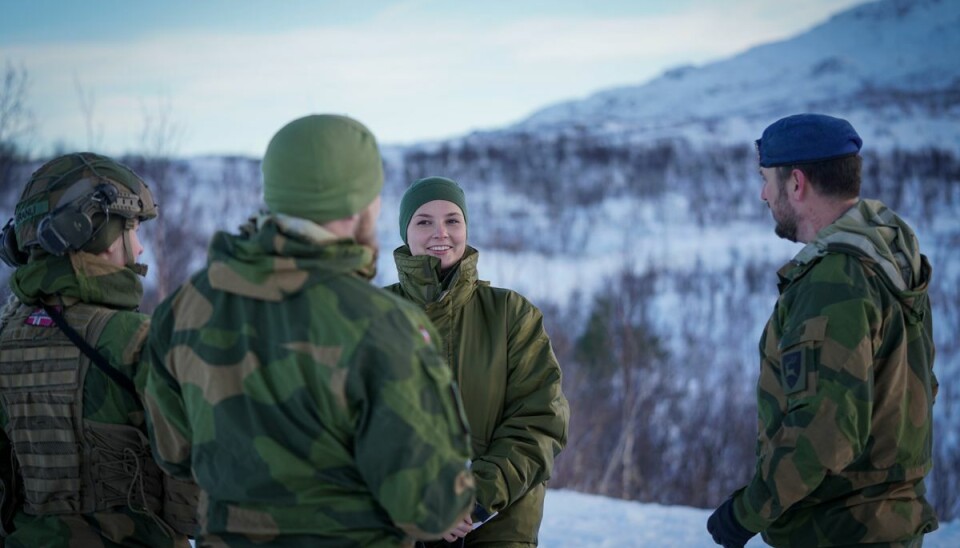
[73,73,103,150]
[0,60,35,149]
[139,95,184,161]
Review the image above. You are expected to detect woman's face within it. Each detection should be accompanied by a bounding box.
[406,199,467,271]
[98,220,143,268]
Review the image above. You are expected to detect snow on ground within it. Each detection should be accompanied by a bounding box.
[540,489,960,548]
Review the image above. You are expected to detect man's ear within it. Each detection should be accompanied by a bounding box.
[789,168,809,201]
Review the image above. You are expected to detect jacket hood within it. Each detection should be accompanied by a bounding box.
[793,199,931,320]
[207,213,377,301]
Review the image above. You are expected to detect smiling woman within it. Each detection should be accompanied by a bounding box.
[385,175,570,548]
[400,177,469,272]
[407,200,467,271]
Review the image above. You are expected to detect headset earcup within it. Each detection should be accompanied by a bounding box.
[37,210,94,256]
[0,220,29,267]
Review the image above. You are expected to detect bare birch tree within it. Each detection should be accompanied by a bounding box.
[127,96,200,310]
[73,74,103,151]
[0,60,35,302]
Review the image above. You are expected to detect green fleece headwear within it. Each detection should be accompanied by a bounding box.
[398,176,468,245]
[262,114,384,224]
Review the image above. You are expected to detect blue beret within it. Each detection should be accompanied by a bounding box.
[756,114,862,168]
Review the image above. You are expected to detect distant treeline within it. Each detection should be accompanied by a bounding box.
[400,132,960,232]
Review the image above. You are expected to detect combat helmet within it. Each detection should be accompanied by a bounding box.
[0,152,157,269]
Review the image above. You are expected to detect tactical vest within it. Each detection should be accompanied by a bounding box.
[0,302,165,516]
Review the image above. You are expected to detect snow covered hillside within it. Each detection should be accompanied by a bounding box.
[514,0,960,152]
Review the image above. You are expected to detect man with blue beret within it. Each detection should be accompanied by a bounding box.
[707,114,939,547]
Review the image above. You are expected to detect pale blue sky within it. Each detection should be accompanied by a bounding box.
[1,0,866,157]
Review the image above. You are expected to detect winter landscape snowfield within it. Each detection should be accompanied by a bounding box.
[538,490,960,547]
[2,0,959,544]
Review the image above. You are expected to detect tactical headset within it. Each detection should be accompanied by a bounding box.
[0,179,145,268]
[0,219,25,268]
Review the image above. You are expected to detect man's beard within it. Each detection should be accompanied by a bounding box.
[354,207,380,262]
[772,190,800,243]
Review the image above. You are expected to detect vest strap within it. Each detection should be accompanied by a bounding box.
[42,305,138,400]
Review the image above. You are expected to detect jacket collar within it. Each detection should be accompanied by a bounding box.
[206,213,377,301]
[777,200,931,324]
[10,252,144,310]
[787,199,925,294]
[393,245,480,308]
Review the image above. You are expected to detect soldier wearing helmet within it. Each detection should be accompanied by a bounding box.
[0,152,196,547]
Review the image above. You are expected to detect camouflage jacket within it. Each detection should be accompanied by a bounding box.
[386,245,569,545]
[0,252,189,548]
[734,200,939,547]
[138,214,475,547]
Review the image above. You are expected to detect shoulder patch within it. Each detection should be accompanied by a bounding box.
[418,325,431,345]
[24,307,57,327]
[781,349,807,394]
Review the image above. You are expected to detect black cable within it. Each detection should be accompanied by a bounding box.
[42,305,140,400]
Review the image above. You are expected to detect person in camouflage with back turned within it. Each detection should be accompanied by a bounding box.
[0,153,196,547]
[138,114,477,548]
[707,114,939,548]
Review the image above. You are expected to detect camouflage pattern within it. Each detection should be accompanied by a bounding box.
[138,213,475,547]
[9,251,143,310]
[386,245,569,546]
[0,250,189,547]
[733,200,939,547]
[12,152,157,258]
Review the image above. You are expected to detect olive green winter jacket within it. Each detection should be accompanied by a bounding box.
[734,199,939,547]
[386,245,569,546]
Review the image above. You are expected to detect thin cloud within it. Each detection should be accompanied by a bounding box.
[4,0,868,155]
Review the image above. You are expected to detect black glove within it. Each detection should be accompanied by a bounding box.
[707,497,756,548]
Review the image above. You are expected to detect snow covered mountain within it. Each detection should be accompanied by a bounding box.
[513,0,960,151]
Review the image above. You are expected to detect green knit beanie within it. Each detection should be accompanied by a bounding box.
[398,176,468,245]
[262,114,383,224]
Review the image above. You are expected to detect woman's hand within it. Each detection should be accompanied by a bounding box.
[441,516,474,542]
